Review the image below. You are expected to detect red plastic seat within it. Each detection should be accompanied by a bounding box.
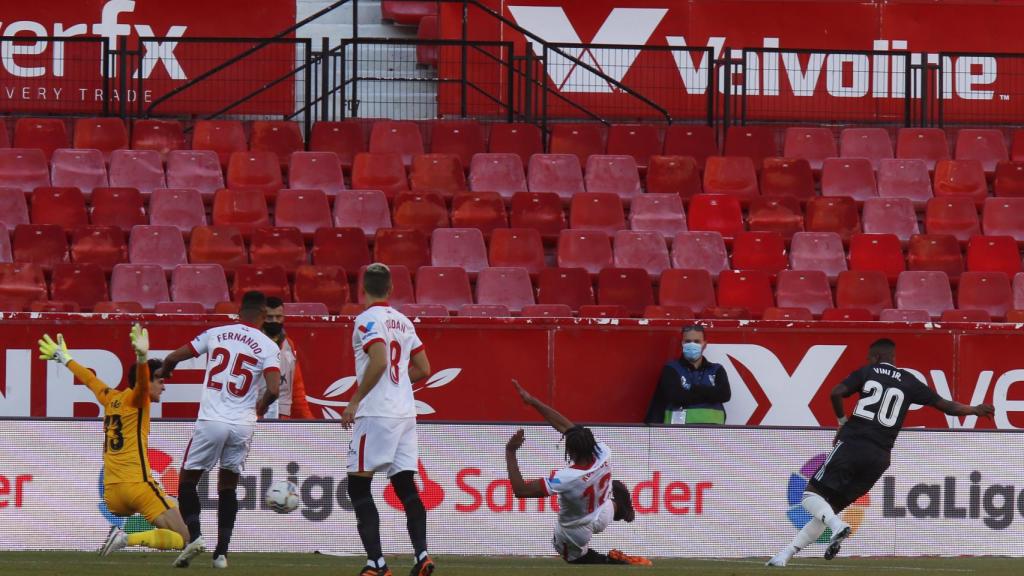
[166,150,224,201]
[51,149,108,198]
[789,232,846,281]
[457,304,507,317]
[763,307,813,321]
[608,124,662,170]
[641,305,695,320]
[700,306,752,319]
[849,233,905,284]
[549,123,606,167]
[13,224,68,270]
[510,192,565,240]
[671,231,729,276]
[994,161,1024,197]
[488,228,545,276]
[760,158,814,200]
[14,118,68,160]
[747,196,804,239]
[51,263,107,311]
[233,265,291,301]
[686,194,744,240]
[528,154,585,201]
[415,266,472,312]
[925,197,980,243]
[396,303,447,317]
[569,193,626,235]
[877,159,933,206]
[703,156,758,199]
[958,271,1012,320]
[488,123,543,166]
[645,155,701,198]
[0,149,49,193]
[110,264,169,310]
[775,269,833,316]
[897,128,949,171]
[393,191,449,235]
[251,227,306,271]
[374,229,430,273]
[663,125,717,169]
[821,158,877,201]
[0,263,47,308]
[73,118,127,162]
[312,227,370,275]
[612,230,670,278]
[907,234,964,279]
[272,188,331,237]
[836,270,893,318]
[334,189,392,236]
[149,188,206,236]
[249,121,303,168]
[724,126,777,166]
[521,304,573,317]
[97,301,147,313]
[933,160,988,204]
[128,225,187,271]
[212,188,270,238]
[804,196,860,242]
[192,120,246,168]
[170,264,230,311]
[292,265,349,314]
[468,153,527,201]
[131,119,185,158]
[628,193,686,240]
[91,187,147,232]
[557,230,613,275]
[431,228,488,276]
[783,127,836,172]
[862,197,919,243]
[940,309,989,322]
[966,235,1022,276]
[429,121,485,167]
[351,153,409,199]
[370,121,424,167]
[357,264,414,305]
[717,270,774,318]
[70,226,127,271]
[879,308,930,322]
[1013,273,1024,309]
[28,300,81,312]
[955,129,1007,175]
[536,267,594,310]
[895,271,953,318]
[409,153,466,199]
[597,268,653,317]
[821,308,873,321]
[584,155,641,202]
[731,231,787,275]
[840,128,893,171]
[226,151,283,201]
[475,267,534,313]
[108,150,165,198]
[381,0,437,24]
[289,152,344,198]
[31,186,88,229]
[214,301,239,314]
[450,192,507,236]
[188,226,248,272]
[310,121,365,172]
[982,197,1024,241]
[579,304,631,319]
[659,269,715,314]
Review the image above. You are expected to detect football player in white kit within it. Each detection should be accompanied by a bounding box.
[506,380,651,566]
[340,263,434,576]
[156,291,282,569]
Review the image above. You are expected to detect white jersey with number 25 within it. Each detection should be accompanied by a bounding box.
[190,323,281,425]
[543,441,613,527]
[352,304,424,419]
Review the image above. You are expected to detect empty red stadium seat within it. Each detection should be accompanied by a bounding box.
[410,153,466,199]
[1008,309,1024,322]
[450,192,507,236]
[549,124,606,166]
[370,121,424,167]
[293,265,349,314]
[608,124,662,170]
[835,270,892,318]
[925,197,980,243]
[966,235,1022,276]
[149,188,206,236]
[214,301,239,314]
[459,304,510,318]
[251,227,306,271]
[233,265,291,301]
[849,233,905,284]
[14,118,68,160]
[0,226,13,263]
[783,127,836,172]
[128,225,187,271]
[940,309,990,322]
[789,232,847,281]
[663,125,717,169]
[192,120,246,167]
[876,158,933,206]
[97,301,147,314]
[821,158,877,201]
[701,306,753,319]
[840,128,893,170]
[166,151,224,201]
[226,151,283,201]
[763,307,814,321]
[289,152,344,197]
[108,150,165,197]
[933,160,987,204]
[537,268,594,311]
[29,300,79,313]
[994,161,1024,197]
[274,189,331,237]
[879,308,930,322]
[0,263,47,308]
[805,196,860,242]
[520,304,574,317]
[570,193,626,235]
[686,194,744,239]
[131,119,185,157]
[724,126,777,166]
[585,155,641,203]
[51,263,107,311]
[671,231,729,276]
[188,226,248,272]
[747,196,804,239]
[645,155,701,198]
[658,269,715,314]
[416,266,472,312]
[357,264,415,306]
[628,194,687,239]
[897,128,949,171]
[70,226,127,271]
[717,270,773,318]
[250,121,303,168]
[73,118,127,162]
[862,197,918,243]
[393,191,449,235]
[310,121,365,172]
[895,271,953,318]
[51,148,107,197]
[557,230,613,275]
[0,189,28,231]
[510,192,566,240]
[476,267,534,313]
[91,187,147,232]
[703,156,758,199]
[431,228,488,276]
[958,271,1012,320]
[152,301,204,314]
[312,228,370,275]
[822,308,873,321]
[110,264,169,310]
[643,305,697,320]
[398,303,448,317]
[732,231,788,275]
[334,189,392,236]
[528,154,585,201]
[488,228,545,276]
[381,0,436,24]
[13,224,68,270]
[429,121,484,167]
[775,270,833,316]
[760,158,814,200]
[612,230,670,278]
[351,153,408,199]
[597,268,653,317]
[907,234,964,279]
[31,186,88,229]
[469,153,527,201]
[955,129,1007,175]
[170,264,230,311]
[0,149,49,193]
[374,229,430,273]
[982,197,1024,241]
[1014,273,1024,309]
[488,123,543,165]
[212,188,270,238]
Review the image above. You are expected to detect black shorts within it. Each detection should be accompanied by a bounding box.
[807,438,890,512]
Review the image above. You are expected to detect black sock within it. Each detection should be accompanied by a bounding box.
[569,550,613,564]
[390,471,427,559]
[348,475,385,567]
[178,480,202,542]
[214,489,238,557]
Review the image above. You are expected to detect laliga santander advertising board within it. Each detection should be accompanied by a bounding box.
[4,314,1024,428]
[3,422,1024,556]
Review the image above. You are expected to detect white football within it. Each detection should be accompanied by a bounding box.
[265,480,300,514]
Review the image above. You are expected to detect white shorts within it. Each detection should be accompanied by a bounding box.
[182,420,255,473]
[347,416,417,477]
[552,500,614,561]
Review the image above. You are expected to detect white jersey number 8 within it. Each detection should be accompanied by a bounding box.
[852,380,905,427]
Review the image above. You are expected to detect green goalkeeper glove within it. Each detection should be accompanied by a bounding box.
[38,334,72,365]
[130,323,149,360]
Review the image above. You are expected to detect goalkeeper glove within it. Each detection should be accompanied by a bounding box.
[130,323,149,360]
[38,334,72,365]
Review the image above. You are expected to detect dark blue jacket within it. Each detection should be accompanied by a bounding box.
[645,354,731,423]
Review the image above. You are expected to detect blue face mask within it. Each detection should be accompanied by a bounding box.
[682,342,703,362]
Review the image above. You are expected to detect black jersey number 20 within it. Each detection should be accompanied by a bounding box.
[853,380,905,427]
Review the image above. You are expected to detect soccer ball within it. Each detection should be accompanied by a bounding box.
[265,480,300,514]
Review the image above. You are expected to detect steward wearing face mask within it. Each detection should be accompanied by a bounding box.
[259,296,313,419]
[644,325,731,425]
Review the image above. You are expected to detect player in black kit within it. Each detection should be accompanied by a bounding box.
[768,338,994,567]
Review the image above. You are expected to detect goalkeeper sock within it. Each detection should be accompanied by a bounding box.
[127,528,184,550]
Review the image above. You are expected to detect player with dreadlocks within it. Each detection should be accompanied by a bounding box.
[505,380,650,565]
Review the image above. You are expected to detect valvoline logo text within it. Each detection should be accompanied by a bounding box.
[787,454,870,542]
[98,448,179,533]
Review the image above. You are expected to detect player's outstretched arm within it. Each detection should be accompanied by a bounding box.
[39,334,113,405]
[933,398,995,418]
[505,430,549,499]
[155,345,196,380]
[130,323,152,409]
[513,379,574,434]
[341,341,388,428]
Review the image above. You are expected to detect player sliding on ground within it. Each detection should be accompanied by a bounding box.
[38,325,191,556]
[505,379,650,566]
[768,338,994,567]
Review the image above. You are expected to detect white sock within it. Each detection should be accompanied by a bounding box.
[802,492,847,534]
[790,517,826,553]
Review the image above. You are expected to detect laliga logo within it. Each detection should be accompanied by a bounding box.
[787,454,870,542]
[306,368,462,419]
[98,448,179,532]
